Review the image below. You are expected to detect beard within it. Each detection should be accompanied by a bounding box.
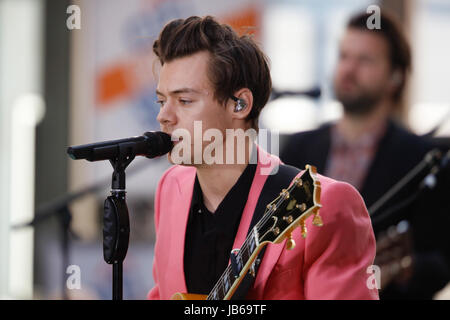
[334,80,384,116]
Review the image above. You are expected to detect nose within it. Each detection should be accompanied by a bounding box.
[156,100,177,129]
[336,58,359,85]
[338,56,356,74]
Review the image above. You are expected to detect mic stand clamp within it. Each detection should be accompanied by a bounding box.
[103,150,133,300]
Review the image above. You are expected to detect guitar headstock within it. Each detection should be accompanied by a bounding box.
[256,165,322,249]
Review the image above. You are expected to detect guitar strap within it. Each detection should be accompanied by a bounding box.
[230,163,301,300]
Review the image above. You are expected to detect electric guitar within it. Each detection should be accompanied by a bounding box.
[172,165,323,300]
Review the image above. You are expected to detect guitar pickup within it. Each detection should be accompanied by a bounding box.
[230,249,241,279]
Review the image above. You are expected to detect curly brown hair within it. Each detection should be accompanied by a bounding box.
[153,16,272,130]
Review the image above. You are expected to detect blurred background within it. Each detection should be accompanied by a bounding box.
[1,0,450,299]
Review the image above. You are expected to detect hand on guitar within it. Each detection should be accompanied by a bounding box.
[374,220,414,290]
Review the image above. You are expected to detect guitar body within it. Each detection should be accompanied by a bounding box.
[171,293,207,300]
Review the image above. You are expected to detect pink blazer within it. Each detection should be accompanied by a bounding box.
[147,147,379,300]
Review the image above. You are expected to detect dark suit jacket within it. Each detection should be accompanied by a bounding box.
[280,118,450,299]
[281,119,431,212]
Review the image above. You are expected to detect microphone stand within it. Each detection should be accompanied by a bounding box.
[15,130,171,300]
[13,194,80,300]
[12,159,153,300]
[58,204,72,300]
[369,149,445,231]
[102,150,134,300]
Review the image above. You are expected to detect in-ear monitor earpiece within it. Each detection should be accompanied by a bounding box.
[231,96,247,112]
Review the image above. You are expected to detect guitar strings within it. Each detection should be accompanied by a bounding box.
[207,173,315,299]
[207,215,267,300]
[207,189,293,299]
[207,204,279,299]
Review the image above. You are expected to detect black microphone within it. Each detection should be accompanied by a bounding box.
[67,131,173,162]
[270,87,321,101]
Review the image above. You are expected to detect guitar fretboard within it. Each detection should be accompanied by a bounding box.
[205,197,286,300]
[206,227,260,300]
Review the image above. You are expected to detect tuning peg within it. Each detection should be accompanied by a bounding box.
[286,232,296,250]
[296,203,307,212]
[280,189,290,199]
[312,210,323,227]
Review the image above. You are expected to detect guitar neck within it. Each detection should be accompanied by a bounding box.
[207,227,261,300]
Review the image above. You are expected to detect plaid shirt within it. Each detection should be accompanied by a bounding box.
[324,122,387,191]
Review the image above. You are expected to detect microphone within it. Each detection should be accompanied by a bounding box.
[270,87,321,101]
[67,131,173,162]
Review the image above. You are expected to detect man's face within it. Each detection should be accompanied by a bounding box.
[333,28,394,116]
[156,51,232,165]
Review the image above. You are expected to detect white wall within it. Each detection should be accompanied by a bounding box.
[0,0,45,299]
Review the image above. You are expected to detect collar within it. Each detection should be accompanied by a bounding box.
[331,120,387,149]
[190,162,257,217]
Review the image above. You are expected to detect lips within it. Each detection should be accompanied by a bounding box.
[338,80,359,93]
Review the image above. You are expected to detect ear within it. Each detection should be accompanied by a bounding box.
[228,88,254,120]
[390,69,403,88]
[386,69,403,99]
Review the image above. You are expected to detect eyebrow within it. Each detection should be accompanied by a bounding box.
[156,88,202,97]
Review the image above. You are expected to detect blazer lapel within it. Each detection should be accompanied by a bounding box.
[230,146,287,296]
[231,146,277,249]
[168,166,196,295]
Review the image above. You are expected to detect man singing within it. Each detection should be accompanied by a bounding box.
[147,16,378,300]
